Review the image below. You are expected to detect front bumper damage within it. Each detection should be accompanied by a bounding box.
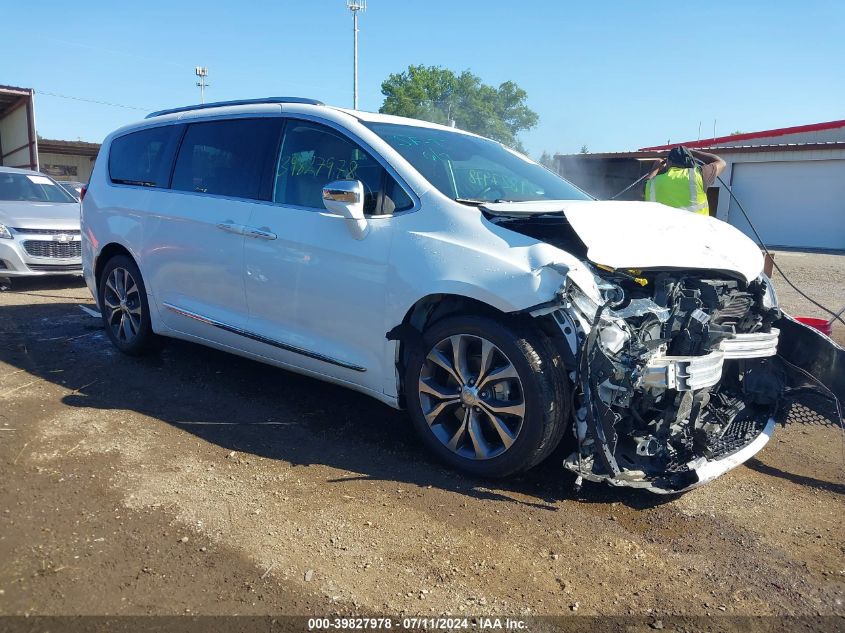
[642,330,780,391]
[550,272,805,494]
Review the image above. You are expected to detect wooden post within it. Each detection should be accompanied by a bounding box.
[763,252,775,277]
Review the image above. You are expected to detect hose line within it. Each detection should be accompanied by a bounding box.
[713,173,845,327]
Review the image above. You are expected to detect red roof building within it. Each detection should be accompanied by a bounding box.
[555,119,845,250]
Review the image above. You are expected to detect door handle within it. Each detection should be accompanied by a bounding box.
[216,221,245,235]
[243,226,277,240]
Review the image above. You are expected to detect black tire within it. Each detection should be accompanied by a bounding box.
[404,314,569,478]
[98,255,160,356]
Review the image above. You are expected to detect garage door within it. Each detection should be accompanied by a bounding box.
[727,159,845,249]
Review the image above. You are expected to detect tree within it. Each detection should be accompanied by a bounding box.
[379,65,538,151]
[580,145,589,154]
[538,150,555,170]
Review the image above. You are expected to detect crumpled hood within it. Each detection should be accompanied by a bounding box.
[0,201,80,230]
[562,200,764,282]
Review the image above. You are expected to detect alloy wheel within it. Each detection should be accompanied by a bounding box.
[418,334,526,460]
[103,267,142,343]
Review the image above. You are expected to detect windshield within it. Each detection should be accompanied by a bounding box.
[60,182,83,199]
[364,122,591,203]
[0,172,77,203]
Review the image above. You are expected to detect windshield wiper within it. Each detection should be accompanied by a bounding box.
[455,197,542,206]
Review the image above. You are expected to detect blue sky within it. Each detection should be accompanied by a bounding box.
[4,0,843,157]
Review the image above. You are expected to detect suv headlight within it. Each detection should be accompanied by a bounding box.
[759,273,778,309]
[0,224,11,239]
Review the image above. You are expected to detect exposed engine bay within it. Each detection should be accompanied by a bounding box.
[488,209,807,494]
[558,268,784,493]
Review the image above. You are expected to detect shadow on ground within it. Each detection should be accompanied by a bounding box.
[745,458,845,495]
[0,294,685,511]
[11,289,840,510]
[0,274,87,299]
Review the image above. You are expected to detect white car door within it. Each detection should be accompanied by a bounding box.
[243,119,413,393]
[144,117,283,343]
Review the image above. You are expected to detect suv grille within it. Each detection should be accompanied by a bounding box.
[13,228,81,236]
[23,240,82,259]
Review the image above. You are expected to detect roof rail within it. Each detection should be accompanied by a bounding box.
[145,97,325,119]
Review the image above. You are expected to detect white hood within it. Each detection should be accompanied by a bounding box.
[561,201,763,282]
[481,199,764,282]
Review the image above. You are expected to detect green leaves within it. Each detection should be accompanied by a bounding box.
[378,65,538,151]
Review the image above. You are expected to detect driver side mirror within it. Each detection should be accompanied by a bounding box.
[322,180,369,240]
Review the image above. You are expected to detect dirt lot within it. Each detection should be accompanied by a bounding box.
[0,251,843,624]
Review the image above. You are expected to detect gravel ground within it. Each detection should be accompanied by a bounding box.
[0,252,843,625]
[769,250,845,346]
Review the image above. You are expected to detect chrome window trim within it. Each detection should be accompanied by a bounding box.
[162,302,366,373]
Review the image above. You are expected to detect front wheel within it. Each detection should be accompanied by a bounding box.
[404,315,568,478]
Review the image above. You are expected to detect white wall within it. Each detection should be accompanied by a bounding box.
[38,152,95,182]
[713,149,845,250]
[0,105,33,168]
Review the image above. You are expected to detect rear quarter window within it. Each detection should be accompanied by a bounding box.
[108,125,182,188]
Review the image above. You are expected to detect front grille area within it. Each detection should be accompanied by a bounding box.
[13,228,81,236]
[717,294,753,320]
[702,415,766,459]
[23,240,82,259]
[27,263,83,272]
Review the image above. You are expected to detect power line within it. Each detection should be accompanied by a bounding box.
[37,36,187,71]
[33,89,149,112]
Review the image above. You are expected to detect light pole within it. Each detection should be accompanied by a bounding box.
[346,1,366,109]
[195,66,209,104]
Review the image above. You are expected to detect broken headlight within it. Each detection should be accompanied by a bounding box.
[597,280,625,307]
[567,283,630,356]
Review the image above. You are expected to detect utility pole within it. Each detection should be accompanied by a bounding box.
[195,66,209,104]
[346,1,366,109]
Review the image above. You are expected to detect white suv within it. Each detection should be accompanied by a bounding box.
[82,97,836,494]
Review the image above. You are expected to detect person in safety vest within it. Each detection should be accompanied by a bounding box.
[644,146,726,216]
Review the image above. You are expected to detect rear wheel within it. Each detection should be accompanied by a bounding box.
[405,315,568,478]
[98,255,159,355]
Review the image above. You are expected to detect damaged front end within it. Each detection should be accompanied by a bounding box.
[555,269,787,494]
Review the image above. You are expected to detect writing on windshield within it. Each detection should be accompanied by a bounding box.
[365,123,589,203]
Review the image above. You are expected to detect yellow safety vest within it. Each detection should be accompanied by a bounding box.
[645,166,709,215]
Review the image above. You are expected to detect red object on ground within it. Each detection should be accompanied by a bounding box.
[794,316,833,336]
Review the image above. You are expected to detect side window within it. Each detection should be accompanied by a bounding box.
[384,177,414,214]
[171,118,282,200]
[274,121,412,215]
[109,125,181,187]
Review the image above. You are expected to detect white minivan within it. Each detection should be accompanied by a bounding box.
[82,97,841,494]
